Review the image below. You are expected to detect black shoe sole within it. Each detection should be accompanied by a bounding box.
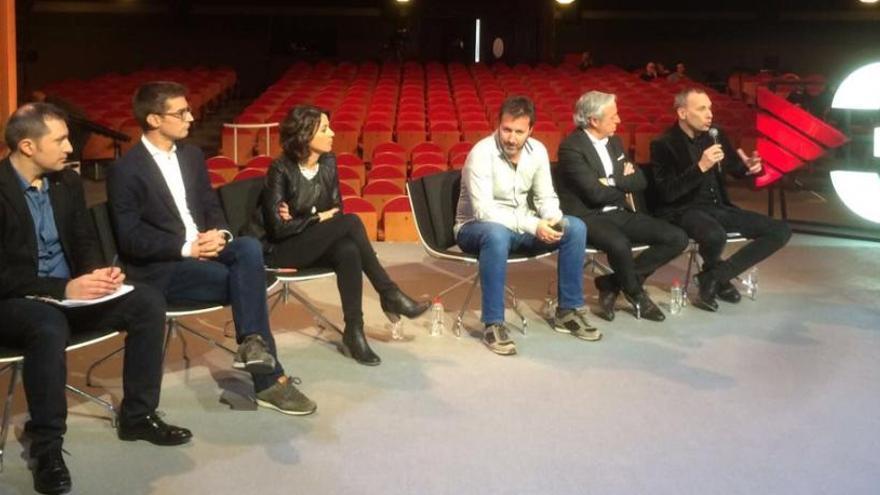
[717,293,741,304]
[692,299,718,312]
[33,481,72,495]
[117,431,192,446]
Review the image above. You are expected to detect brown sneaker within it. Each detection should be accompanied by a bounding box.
[553,307,602,341]
[255,376,317,416]
[482,323,517,355]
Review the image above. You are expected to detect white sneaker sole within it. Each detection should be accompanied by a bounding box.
[255,398,317,416]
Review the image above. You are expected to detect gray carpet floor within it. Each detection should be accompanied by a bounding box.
[1,235,878,495]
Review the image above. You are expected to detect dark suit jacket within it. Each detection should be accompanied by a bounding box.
[649,124,747,218]
[556,130,646,219]
[0,158,102,300]
[106,140,228,287]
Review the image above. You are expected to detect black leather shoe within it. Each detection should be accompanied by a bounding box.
[32,450,71,495]
[593,275,618,322]
[717,280,741,303]
[341,322,381,366]
[693,272,719,312]
[118,413,193,446]
[623,291,666,322]
[380,289,430,322]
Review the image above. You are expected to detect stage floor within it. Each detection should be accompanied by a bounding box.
[1,237,878,495]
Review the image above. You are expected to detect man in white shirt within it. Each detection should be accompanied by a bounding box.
[108,82,315,415]
[556,91,688,322]
[455,96,599,355]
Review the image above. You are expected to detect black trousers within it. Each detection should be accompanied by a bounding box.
[266,213,397,327]
[0,285,165,458]
[673,205,792,283]
[582,210,689,295]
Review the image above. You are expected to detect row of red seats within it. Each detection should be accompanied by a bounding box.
[222,61,757,168]
[40,67,237,161]
[206,162,418,242]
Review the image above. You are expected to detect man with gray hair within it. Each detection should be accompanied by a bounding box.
[556,91,688,322]
[650,88,791,312]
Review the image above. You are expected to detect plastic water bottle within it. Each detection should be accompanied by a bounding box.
[743,267,759,300]
[390,319,405,341]
[429,297,445,336]
[669,279,683,315]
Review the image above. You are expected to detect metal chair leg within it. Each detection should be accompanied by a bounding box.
[163,320,192,367]
[438,272,479,299]
[86,345,124,387]
[174,322,237,355]
[0,363,21,473]
[454,276,480,338]
[505,285,528,336]
[682,249,699,304]
[65,384,117,428]
[287,290,344,336]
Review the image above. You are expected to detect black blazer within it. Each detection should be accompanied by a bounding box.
[649,124,747,217]
[0,159,103,300]
[556,130,646,219]
[245,152,341,254]
[107,140,228,287]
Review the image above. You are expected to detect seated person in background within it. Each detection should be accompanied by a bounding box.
[656,63,671,78]
[578,51,594,71]
[455,96,598,356]
[650,88,791,312]
[667,62,688,83]
[556,91,688,322]
[246,105,429,366]
[108,81,316,416]
[0,103,190,495]
[640,62,659,82]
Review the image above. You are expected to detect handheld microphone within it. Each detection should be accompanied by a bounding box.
[708,127,719,145]
[707,127,721,171]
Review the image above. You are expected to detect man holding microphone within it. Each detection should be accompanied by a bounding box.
[650,88,791,312]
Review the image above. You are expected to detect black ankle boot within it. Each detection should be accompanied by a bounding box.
[341,322,381,366]
[380,289,430,322]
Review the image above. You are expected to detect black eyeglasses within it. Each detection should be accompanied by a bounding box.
[160,107,193,120]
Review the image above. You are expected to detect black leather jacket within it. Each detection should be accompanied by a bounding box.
[248,152,342,249]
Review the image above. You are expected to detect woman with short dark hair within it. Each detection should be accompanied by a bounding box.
[250,105,429,366]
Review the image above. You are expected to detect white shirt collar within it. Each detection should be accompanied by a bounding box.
[585,129,608,147]
[141,135,177,157]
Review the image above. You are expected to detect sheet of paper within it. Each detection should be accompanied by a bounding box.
[27,284,135,308]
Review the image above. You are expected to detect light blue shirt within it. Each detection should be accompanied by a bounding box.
[14,169,71,279]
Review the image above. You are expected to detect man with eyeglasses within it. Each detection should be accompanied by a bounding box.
[107,82,316,416]
[1,103,191,495]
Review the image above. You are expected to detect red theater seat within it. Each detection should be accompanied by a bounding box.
[342,196,378,241]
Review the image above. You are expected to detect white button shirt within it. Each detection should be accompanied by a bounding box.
[455,133,562,236]
[586,130,619,212]
[140,136,200,257]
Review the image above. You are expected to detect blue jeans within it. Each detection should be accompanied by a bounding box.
[456,216,587,325]
[164,237,283,392]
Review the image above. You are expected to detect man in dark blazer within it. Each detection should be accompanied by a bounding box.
[0,104,191,495]
[107,82,315,416]
[557,91,688,322]
[650,88,791,312]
